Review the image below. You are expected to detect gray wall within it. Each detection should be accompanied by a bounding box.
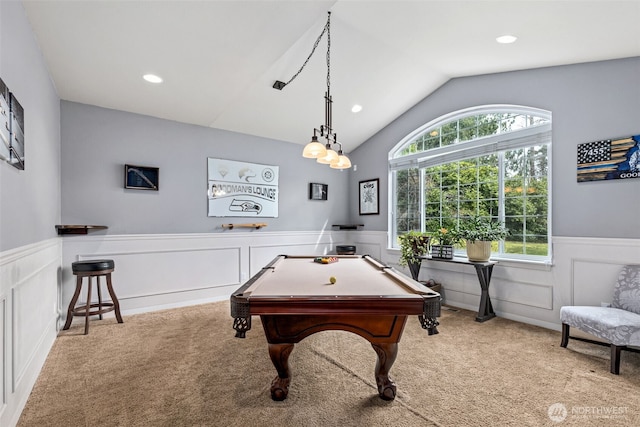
[0,0,61,252]
[349,58,640,238]
[61,102,351,234]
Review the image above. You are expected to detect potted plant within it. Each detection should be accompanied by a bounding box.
[398,230,430,280]
[429,227,461,259]
[457,216,509,262]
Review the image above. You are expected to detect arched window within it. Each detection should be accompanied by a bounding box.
[389,105,552,262]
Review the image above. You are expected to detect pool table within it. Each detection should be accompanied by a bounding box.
[230,254,441,401]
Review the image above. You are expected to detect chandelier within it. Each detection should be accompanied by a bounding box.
[273,12,351,170]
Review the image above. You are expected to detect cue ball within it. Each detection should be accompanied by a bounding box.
[329,276,337,284]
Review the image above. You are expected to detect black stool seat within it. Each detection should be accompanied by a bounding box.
[64,259,123,334]
[72,259,114,273]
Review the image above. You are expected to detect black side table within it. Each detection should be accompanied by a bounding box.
[420,256,498,322]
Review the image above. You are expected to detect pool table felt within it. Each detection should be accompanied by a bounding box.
[243,255,430,297]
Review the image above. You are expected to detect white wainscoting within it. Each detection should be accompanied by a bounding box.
[60,231,350,320]
[0,238,60,427]
[349,231,640,331]
[2,232,638,426]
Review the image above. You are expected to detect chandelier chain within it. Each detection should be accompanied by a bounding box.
[282,12,331,89]
[296,11,351,169]
[326,14,330,92]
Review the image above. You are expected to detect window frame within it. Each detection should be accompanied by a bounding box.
[388,105,552,263]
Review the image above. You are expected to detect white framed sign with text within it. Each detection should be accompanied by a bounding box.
[207,158,279,217]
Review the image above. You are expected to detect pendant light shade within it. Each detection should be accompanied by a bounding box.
[302,136,327,159]
[317,147,339,164]
[330,151,352,169]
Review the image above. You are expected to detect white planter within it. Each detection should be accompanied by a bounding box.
[466,240,492,262]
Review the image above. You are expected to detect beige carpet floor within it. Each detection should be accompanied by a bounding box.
[18,301,640,426]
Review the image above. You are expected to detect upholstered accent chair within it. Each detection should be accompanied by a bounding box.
[560,264,640,374]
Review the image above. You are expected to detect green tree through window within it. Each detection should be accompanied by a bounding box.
[390,106,552,261]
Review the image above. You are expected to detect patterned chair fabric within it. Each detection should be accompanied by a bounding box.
[560,264,640,374]
[612,265,640,314]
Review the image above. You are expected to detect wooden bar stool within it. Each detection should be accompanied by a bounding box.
[63,259,123,334]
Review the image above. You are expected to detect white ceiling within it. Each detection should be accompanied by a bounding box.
[22,0,640,153]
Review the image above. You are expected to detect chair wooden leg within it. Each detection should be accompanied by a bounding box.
[611,344,623,374]
[561,324,626,375]
[63,275,83,330]
[106,273,123,324]
[96,275,104,320]
[83,276,93,335]
[560,323,570,348]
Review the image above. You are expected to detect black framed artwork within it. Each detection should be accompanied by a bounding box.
[309,182,328,200]
[0,78,10,164]
[125,164,159,190]
[0,77,25,170]
[359,178,379,215]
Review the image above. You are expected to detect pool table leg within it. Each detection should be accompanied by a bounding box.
[268,343,295,401]
[371,342,398,400]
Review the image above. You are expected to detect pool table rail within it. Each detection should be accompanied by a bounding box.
[230,254,441,338]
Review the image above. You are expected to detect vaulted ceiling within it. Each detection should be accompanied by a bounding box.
[22,0,640,153]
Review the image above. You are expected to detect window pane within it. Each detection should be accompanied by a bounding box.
[423,133,440,150]
[478,114,500,137]
[440,122,458,146]
[395,168,421,234]
[458,116,478,142]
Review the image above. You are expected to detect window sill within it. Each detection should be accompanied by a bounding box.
[387,248,553,270]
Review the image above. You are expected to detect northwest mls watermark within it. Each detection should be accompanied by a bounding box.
[548,403,629,423]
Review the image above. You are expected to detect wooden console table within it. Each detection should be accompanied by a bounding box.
[420,256,498,322]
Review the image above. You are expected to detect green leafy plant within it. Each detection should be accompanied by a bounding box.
[430,227,462,246]
[457,216,509,242]
[398,231,430,266]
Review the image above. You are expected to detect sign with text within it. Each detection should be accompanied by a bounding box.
[207,158,279,217]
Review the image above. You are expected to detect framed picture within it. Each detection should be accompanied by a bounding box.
[577,134,640,182]
[0,78,10,164]
[208,158,279,218]
[125,164,159,190]
[359,178,379,215]
[0,77,25,170]
[309,182,328,200]
[9,93,24,170]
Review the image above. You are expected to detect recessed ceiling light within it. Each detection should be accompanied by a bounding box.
[143,74,163,83]
[351,104,363,113]
[496,35,517,44]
